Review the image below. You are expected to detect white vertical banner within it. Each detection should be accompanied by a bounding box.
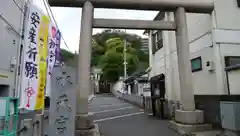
[20,4,50,110]
[46,24,57,97]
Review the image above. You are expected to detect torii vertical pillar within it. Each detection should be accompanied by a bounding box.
[76,1,94,135]
[170,7,211,133]
[175,7,195,111]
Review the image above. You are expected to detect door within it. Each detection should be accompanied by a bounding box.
[150,74,165,118]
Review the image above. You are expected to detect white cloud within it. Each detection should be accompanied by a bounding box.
[33,1,158,52]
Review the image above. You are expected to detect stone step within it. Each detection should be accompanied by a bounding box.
[191,130,224,136]
[169,121,212,135]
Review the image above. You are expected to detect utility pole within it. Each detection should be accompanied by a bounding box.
[123,29,127,79]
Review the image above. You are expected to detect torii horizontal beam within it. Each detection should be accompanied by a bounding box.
[93,19,176,30]
[48,0,214,13]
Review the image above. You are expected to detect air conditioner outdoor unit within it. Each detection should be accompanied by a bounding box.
[220,101,240,135]
[206,61,215,71]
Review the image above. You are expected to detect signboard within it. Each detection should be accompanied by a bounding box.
[143,83,150,92]
[49,66,76,136]
[20,4,50,110]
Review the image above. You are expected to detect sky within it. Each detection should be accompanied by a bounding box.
[33,0,158,52]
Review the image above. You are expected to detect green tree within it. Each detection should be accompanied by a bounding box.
[95,35,141,82]
[60,49,77,67]
[60,29,149,82]
[99,50,123,82]
[91,39,105,66]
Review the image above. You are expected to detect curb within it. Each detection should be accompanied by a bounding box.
[88,94,96,103]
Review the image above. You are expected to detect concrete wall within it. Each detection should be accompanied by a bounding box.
[189,34,217,95]
[212,0,240,95]
[214,0,240,30]
[0,0,25,97]
[214,29,240,95]
[152,48,165,76]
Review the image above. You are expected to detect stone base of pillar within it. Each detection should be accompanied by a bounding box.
[75,113,94,130]
[169,121,212,135]
[75,124,100,136]
[75,113,101,136]
[225,130,240,136]
[175,110,204,124]
[169,110,212,135]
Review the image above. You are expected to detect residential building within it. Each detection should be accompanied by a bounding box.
[145,0,240,128]
[0,0,26,97]
[140,38,149,54]
[124,72,150,97]
[116,71,151,97]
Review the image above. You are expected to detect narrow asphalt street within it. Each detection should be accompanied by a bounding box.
[89,94,178,136]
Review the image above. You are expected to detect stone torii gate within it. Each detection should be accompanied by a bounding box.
[48,0,214,135]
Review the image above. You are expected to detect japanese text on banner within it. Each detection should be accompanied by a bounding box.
[20,4,50,110]
[46,25,57,97]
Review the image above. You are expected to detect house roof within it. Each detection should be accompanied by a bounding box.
[149,73,165,83]
[123,71,148,84]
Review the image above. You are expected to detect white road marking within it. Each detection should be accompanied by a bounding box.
[89,103,129,109]
[92,107,134,114]
[93,112,144,122]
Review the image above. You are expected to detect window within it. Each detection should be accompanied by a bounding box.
[151,34,156,53]
[152,30,163,54]
[156,31,162,41]
[156,31,163,49]
[191,57,202,72]
[157,39,163,50]
[225,56,240,67]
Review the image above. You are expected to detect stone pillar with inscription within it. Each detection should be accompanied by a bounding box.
[49,66,76,136]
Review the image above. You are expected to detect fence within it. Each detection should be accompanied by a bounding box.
[16,110,49,136]
[113,91,152,111]
[113,91,173,119]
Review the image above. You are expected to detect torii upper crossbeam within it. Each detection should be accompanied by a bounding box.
[48,0,214,13]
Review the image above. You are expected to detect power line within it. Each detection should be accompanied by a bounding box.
[12,0,24,13]
[0,0,26,37]
[42,0,71,52]
[0,13,22,37]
